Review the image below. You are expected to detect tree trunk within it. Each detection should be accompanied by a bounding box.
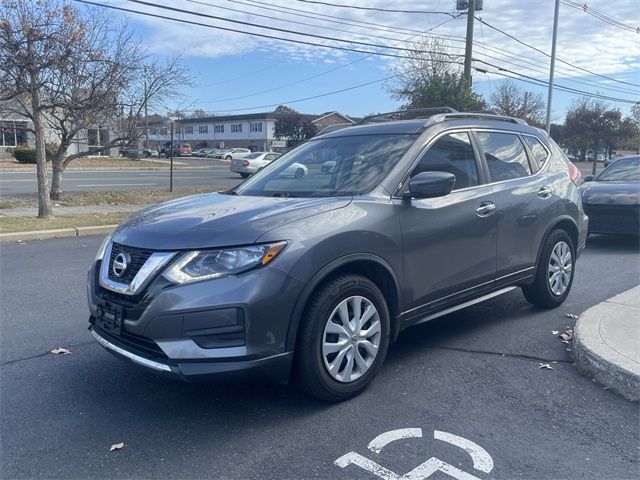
[50,160,64,200]
[30,83,52,218]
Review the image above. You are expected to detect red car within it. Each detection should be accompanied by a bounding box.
[167,143,192,157]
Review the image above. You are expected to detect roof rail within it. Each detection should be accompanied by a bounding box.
[427,112,529,126]
[357,107,457,125]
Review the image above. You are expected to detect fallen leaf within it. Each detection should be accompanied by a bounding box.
[110,442,124,452]
[50,347,71,355]
[539,363,554,370]
[565,313,579,319]
[551,330,559,335]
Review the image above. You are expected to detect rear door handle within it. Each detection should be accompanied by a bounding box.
[538,186,552,199]
[475,201,496,217]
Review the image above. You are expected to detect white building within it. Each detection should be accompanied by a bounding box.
[147,111,356,151]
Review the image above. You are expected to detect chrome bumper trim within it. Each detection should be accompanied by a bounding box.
[91,328,172,372]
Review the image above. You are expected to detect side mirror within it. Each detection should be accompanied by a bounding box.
[403,171,456,200]
[584,175,595,182]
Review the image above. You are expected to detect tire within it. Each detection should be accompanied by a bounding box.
[522,229,576,308]
[294,167,305,179]
[294,274,390,402]
[240,172,250,179]
[226,155,232,161]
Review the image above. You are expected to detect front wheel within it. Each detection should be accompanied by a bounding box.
[239,172,250,179]
[522,229,575,308]
[294,167,305,179]
[225,155,232,161]
[294,274,390,402]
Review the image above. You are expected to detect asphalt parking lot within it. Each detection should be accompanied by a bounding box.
[1,234,638,479]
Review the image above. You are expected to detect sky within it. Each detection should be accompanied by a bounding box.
[85,0,639,121]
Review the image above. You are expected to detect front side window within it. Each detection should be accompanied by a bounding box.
[411,132,479,190]
[476,132,532,182]
[522,135,548,172]
[234,134,417,197]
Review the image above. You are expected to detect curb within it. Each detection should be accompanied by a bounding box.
[573,286,640,401]
[0,225,117,243]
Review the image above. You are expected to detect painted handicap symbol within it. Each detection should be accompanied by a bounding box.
[335,428,494,480]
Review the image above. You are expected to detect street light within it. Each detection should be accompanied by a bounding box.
[168,116,178,192]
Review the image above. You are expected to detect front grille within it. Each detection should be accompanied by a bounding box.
[94,324,169,361]
[108,242,155,283]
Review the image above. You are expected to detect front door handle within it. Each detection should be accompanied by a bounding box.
[538,186,552,199]
[475,201,496,217]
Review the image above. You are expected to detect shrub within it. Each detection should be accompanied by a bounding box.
[13,147,37,164]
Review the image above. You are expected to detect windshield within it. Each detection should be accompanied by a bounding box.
[596,157,640,182]
[233,134,417,197]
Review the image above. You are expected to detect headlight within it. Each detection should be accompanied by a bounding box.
[95,231,114,261]
[163,241,287,284]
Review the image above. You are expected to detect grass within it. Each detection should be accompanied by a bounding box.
[0,187,220,209]
[0,212,129,233]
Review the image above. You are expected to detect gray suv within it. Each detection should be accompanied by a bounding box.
[88,109,588,401]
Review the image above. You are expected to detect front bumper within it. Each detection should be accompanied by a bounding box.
[88,261,304,383]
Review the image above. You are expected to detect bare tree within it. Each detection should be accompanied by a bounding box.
[490,80,546,126]
[385,37,486,111]
[0,0,191,208]
[0,0,79,217]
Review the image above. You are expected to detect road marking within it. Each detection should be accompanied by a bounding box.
[75,183,158,187]
[368,428,423,454]
[335,428,494,480]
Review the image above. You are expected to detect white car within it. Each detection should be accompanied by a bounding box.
[230,152,280,178]
[223,148,252,161]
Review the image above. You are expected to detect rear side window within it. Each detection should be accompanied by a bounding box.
[522,135,548,172]
[476,132,532,182]
[411,132,479,190]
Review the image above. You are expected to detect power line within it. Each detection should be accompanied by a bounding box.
[124,0,460,57]
[475,16,640,87]
[561,0,639,34]
[205,16,460,104]
[72,0,460,61]
[295,0,458,16]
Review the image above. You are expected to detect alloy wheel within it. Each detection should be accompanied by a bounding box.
[548,241,572,296]
[322,295,381,383]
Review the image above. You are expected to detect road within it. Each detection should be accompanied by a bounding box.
[1,235,638,479]
[0,159,242,195]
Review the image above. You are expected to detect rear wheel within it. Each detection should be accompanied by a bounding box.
[522,229,575,308]
[225,155,232,161]
[294,274,390,401]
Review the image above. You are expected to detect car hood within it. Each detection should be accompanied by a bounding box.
[581,181,640,206]
[113,192,351,250]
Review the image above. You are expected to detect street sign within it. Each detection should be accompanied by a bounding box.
[272,140,287,148]
[219,141,224,149]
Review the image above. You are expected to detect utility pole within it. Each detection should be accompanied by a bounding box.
[546,0,560,133]
[169,121,174,192]
[523,91,529,120]
[463,0,476,84]
[144,65,149,149]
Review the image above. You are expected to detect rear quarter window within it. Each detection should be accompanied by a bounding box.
[522,135,549,173]
[476,132,532,182]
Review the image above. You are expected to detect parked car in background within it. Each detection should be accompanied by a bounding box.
[192,148,214,157]
[205,149,224,158]
[581,155,640,235]
[230,151,280,178]
[166,143,192,157]
[143,149,158,158]
[321,160,337,174]
[87,109,588,401]
[222,148,251,161]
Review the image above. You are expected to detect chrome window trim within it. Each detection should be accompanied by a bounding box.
[99,242,176,296]
[91,328,172,372]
